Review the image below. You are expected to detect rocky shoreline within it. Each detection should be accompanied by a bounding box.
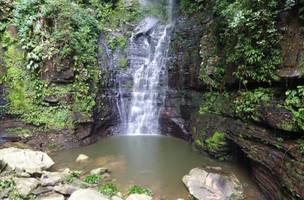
[0,147,246,200]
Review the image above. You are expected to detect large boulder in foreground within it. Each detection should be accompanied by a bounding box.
[0,147,54,173]
[126,194,152,200]
[182,168,244,200]
[68,189,109,200]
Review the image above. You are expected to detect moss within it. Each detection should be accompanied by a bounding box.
[279,121,297,132]
[297,139,304,155]
[234,88,274,121]
[5,127,32,138]
[118,57,128,69]
[127,185,153,196]
[205,131,226,152]
[4,41,74,129]
[99,183,119,197]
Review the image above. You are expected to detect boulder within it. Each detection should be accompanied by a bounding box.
[41,171,65,186]
[0,147,54,173]
[182,168,244,200]
[75,154,89,162]
[37,192,65,200]
[111,196,124,200]
[14,177,40,197]
[68,189,109,200]
[126,194,152,200]
[90,167,109,175]
[54,184,79,195]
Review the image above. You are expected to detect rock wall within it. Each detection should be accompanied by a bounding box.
[188,2,304,199]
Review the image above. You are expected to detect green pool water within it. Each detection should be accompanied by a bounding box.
[52,135,264,199]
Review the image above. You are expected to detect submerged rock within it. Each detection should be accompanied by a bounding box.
[75,154,89,162]
[126,194,152,200]
[41,171,65,186]
[68,189,109,200]
[0,147,54,173]
[182,168,244,200]
[90,167,109,175]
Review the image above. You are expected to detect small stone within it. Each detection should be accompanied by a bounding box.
[32,186,54,195]
[0,188,10,199]
[68,189,109,200]
[90,167,109,175]
[100,173,111,181]
[75,154,89,162]
[37,192,65,200]
[16,172,31,177]
[54,184,79,195]
[15,177,40,197]
[126,194,152,200]
[41,171,64,186]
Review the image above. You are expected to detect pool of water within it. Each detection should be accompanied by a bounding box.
[52,135,264,199]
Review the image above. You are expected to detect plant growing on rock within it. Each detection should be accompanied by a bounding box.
[234,88,273,121]
[65,170,81,184]
[99,183,119,197]
[285,86,304,131]
[127,185,153,196]
[201,0,282,86]
[83,174,101,185]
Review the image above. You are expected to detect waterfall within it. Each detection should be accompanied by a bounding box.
[118,0,175,134]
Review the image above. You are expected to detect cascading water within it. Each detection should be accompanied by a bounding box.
[118,0,175,134]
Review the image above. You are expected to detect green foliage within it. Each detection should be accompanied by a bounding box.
[285,86,304,131]
[84,174,101,184]
[0,179,14,189]
[99,183,119,197]
[108,36,127,51]
[14,0,99,71]
[199,92,231,115]
[297,139,304,154]
[90,0,141,31]
[205,131,225,152]
[180,0,202,15]
[118,57,128,69]
[5,127,32,138]
[127,185,153,196]
[210,0,282,84]
[234,88,273,121]
[3,44,74,128]
[65,170,81,184]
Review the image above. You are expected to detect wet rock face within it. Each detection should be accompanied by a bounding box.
[168,14,204,91]
[193,114,304,200]
[158,13,205,137]
[94,12,205,137]
[277,7,303,78]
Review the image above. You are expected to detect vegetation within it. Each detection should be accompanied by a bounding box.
[65,170,81,184]
[127,185,153,196]
[99,183,119,197]
[297,139,304,155]
[5,127,32,138]
[234,88,273,121]
[205,131,226,152]
[0,0,143,130]
[285,86,304,131]
[83,174,101,185]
